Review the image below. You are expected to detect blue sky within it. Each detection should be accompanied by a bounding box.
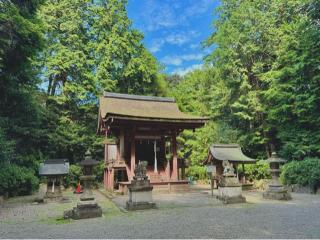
[127,0,220,75]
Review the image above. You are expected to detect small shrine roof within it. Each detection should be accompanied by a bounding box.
[206,144,256,163]
[39,159,69,176]
[98,92,208,130]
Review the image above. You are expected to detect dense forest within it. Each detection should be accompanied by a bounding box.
[0,0,319,195]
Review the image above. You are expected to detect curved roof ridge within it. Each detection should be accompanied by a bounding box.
[103,92,175,103]
[209,144,256,163]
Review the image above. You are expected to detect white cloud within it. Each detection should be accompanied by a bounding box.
[136,0,215,32]
[161,53,204,66]
[149,31,199,53]
[172,64,203,76]
[185,0,214,16]
[162,56,183,66]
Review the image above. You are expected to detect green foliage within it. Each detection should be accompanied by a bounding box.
[0,163,39,196]
[94,161,105,183]
[0,127,14,164]
[63,164,82,188]
[37,0,165,164]
[281,158,320,192]
[172,0,320,168]
[0,0,46,197]
[186,165,207,180]
[239,160,270,182]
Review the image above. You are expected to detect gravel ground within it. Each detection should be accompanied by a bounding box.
[1,189,320,239]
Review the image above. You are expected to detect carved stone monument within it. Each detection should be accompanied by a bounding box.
[64,150,102,219]
[263,152,291,200]
[217,160,246,204]
[126,161,156,210]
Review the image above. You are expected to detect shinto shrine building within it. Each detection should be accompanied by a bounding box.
[97,92,208,193]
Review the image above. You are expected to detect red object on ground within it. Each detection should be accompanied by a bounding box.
[76,181,81,193]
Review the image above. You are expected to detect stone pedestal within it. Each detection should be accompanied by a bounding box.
[64,201,102,220]
[126,179,156,210]
[263,180,291,200]
[263,152,291,201]
[217,174,246,204]
[64,150,102,219]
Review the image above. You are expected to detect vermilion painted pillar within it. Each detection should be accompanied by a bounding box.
[171,130,178,180]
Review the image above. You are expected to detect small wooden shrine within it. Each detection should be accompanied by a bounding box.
[97,92,208,193]
[204,144,256,186]
[39,159,69,198]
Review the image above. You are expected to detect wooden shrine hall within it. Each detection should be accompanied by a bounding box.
[97,92,208,193]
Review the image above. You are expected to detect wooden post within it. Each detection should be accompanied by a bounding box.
[106,169,110,189]
[104,169,107,189]
[164,137,171,181]
[154,140,158,173]
[130,128,136,180]
[119,128,125,160]
[242,163,246,183]
[104,130,108,189]
[110,169,114,191]
[172,130,178,180]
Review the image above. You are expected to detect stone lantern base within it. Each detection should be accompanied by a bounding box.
[217,174,246,204]
[64,200,102,220]
[263,184,291,200]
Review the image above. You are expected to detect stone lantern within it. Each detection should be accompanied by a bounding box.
[263,152,291,200]
[64,150,102,219]
[79,150,99,201]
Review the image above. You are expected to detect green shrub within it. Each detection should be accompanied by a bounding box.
[0,163,39,196]
[238,160,271,182]
[63,161,104,189]
[186,165,207,180]
[281,158,320,192]
[63,164,82,188]
[93,160,104,183]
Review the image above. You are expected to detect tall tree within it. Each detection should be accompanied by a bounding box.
[0,0,44,168]
[264,0,320,159]
[204,0,320,160]
[38,0,164,162]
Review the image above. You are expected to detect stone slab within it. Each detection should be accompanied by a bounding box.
[217,195,246,204]
[64,201,102,220]
[217,186,246,204]
[126,201,156,211]
[218,186,242,198]
[263,190,292,200]
[129,190,153,203]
